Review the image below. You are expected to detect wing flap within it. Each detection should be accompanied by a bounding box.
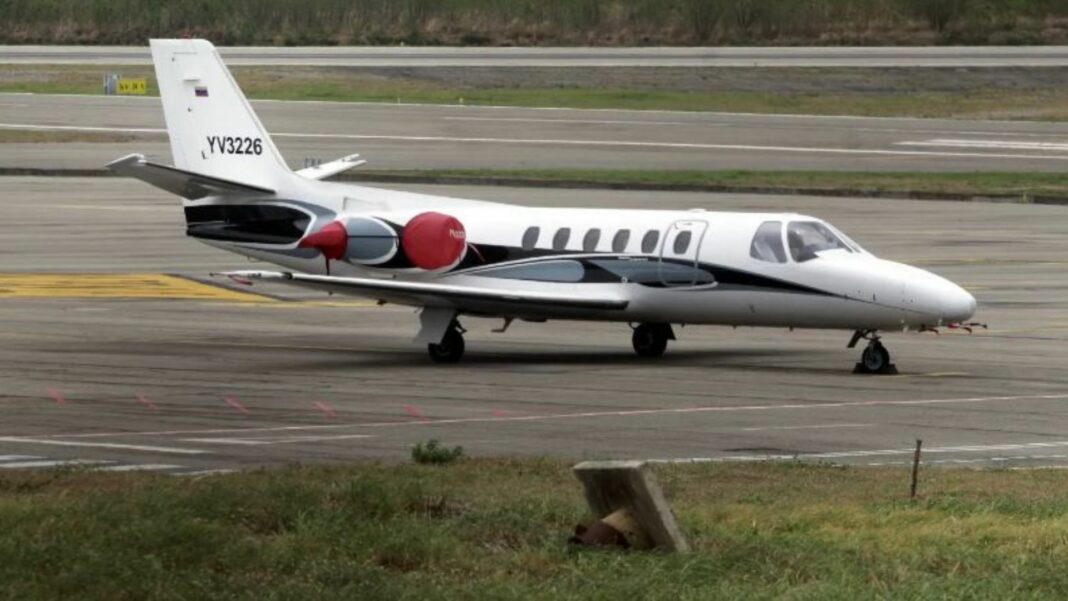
[219,270,630,312]
[106,153,275,200]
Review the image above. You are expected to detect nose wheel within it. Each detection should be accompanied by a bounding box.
[428,322,465,363]
[849,330,898,375]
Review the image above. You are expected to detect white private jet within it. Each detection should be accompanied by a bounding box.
[109,39,979,373]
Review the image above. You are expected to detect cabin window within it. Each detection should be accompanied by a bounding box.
[612,229,630,253]
[749,221,787,263]
[640,230,660,253]
[672,231,692,255]
[582,229,601,252]
[521,226,540,250]
[552,227,571,251]
[787,221,852,262]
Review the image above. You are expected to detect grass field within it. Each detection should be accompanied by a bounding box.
[3,460,1068,599]
[6,64,1068,121]
[3,0,1068,46]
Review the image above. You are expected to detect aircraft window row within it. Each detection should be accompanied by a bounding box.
[521,226,664,255]
[750,221,787,264]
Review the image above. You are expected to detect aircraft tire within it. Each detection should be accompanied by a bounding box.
[428,328,465,363]
[858,342,893,374]
[632,323,669,358]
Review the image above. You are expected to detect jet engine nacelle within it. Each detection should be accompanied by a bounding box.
[298,212,467,272]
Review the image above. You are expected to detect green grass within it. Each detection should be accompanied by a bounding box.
[351,169,1068,200]
[6,64,1068,120]
[4,460,1068,599]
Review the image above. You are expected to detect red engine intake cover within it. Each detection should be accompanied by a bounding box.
[297,220,347,261]
[401,212,467,270]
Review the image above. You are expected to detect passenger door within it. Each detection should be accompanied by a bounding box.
[658,219,709,287]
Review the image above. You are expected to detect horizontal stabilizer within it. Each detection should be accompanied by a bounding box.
[295,154,367,181]
[217,270,630,311]
[106,154,274,200]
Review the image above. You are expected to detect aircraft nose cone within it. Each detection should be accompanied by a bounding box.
[943,284,977,324]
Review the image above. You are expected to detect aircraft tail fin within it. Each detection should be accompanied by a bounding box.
[149,39,290,190]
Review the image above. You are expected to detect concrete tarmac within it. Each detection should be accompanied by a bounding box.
[0,176,1066,474]
[6,45,1068,67]
[5,94,1068,172]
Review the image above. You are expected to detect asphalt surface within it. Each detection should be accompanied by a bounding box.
[0,176,1066,475]
[6,94,1068,172]
[6,45,1068,67]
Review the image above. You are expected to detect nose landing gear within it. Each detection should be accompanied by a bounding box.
[848,330,898,375]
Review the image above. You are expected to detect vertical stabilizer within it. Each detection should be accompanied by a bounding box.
[149,39,290,189]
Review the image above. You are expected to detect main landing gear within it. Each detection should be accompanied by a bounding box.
[631,323,675,358]
[848,330,898,375]
[428,321,465,363]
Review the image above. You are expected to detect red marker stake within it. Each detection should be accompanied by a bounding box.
[224,396,250,415]
[136,393,159,410]
[47,389,67,405]
[314,401,337,418]
[404,404,430,422]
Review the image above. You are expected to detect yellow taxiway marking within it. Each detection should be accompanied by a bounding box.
[0,274,274,302]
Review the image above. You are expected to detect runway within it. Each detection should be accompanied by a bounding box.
[6,93,1068,172]
[6,45,1068,67]
[1,176,1066,474]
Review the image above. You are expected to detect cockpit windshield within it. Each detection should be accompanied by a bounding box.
[787,221,853,262]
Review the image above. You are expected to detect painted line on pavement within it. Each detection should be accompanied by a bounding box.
[23,392,1068,440]
[900,139,1068,151]
[0,459,111,469]
[0,437,207,455]
[94,464,185,472]
[652,440,1068,464]
[5,122,1068,162]
[740,423,873,432]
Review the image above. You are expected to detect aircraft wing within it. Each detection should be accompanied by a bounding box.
[219,270,630,312]
[106,153,275,200]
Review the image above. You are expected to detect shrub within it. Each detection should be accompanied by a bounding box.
[411,439,464,465]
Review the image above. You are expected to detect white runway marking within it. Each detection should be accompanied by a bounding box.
[4,122,1068,162]
[740,423,873,432]
[0,436,206,455]
[0,459,110,469]
[183,433,375,446]
[442,116,708,126]
[0,455,39,462]
[869,453,1068,467]
[900,139,1068,151]
[94,464,185,472]
[24,392,1068,440]
[173,469,237,477]
[654,440,1068,464]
